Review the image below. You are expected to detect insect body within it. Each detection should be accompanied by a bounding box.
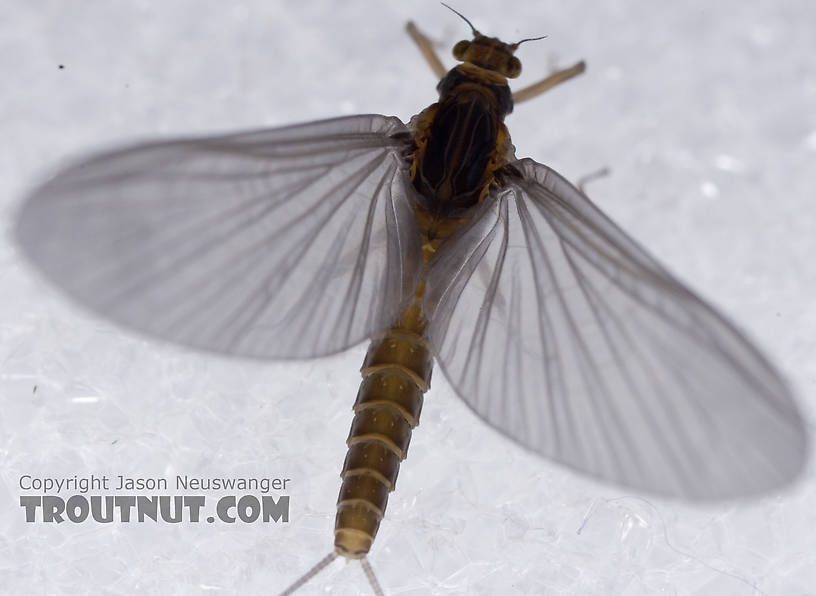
[336,25,527,560]
[15,9,808,594]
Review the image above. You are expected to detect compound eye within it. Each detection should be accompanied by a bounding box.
[452,40,470,60]
[504,56,522,78]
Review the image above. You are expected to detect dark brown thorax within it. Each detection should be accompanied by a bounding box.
[409,33,523,215]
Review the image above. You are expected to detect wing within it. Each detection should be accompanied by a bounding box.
[424,158,807,500]
[16,114,421,359]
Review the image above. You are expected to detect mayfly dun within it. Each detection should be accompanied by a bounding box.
[14,5,808,594]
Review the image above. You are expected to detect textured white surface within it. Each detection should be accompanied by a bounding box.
[2,1,815,595]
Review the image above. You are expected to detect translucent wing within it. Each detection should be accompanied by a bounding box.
[16,115,421,359]
[424,158,807,499]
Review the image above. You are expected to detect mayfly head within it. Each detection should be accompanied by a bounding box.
[442,3,547,79]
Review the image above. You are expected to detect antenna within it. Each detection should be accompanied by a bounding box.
[440,2,479,35]
[511,34,548,49]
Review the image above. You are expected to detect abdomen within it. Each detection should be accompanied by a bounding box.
[334,301,432,557]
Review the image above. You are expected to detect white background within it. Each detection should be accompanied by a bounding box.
[2,1,815,594]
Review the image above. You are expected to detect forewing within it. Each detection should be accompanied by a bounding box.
[425,158,807,499]
[16,114,421,359]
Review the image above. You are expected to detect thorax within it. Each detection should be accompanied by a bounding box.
[409,64,515,218]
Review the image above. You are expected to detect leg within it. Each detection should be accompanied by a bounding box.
[576,167,610,194]
[406,22,447,79]
[513,60,586,104]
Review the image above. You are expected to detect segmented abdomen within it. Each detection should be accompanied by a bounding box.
[334,321,432,557]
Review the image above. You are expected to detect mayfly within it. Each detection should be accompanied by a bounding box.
[15,6,808,594]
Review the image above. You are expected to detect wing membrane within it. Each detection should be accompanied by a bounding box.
[425,158,807,499]
[16,114,421,359]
